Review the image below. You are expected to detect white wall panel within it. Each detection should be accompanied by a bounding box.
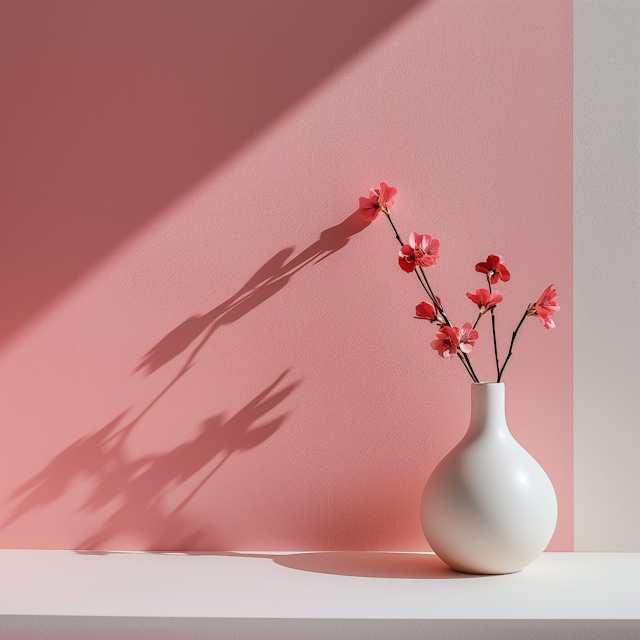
[574,0,640,550]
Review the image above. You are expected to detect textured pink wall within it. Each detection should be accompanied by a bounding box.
[0,0,573,551]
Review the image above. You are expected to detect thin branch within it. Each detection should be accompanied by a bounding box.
[491,309,500,381]
[462,352,480,382]
[485,274,500,380]
[384,212,438,307]
[418,261,480,383]
[418,266,442,313]
[497,307,532,382]
[384,210,480,382]
[414,268,439,308]
[384,211,404,247]
[457,352,476,381]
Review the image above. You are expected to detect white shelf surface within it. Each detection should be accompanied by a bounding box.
[0,550,639,619]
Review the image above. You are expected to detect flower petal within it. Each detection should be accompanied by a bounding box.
[399,255,416,272]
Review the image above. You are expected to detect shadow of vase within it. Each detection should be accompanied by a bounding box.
[269,551,483,579]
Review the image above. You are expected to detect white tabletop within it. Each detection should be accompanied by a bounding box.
[0,550,638,619]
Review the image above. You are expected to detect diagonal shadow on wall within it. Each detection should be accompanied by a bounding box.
[0,0,427,346]
[0,205,369,549]
[136,208,371,376]
[2,370,300,550]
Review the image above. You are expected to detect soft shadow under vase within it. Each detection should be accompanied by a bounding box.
[421,382,557,575]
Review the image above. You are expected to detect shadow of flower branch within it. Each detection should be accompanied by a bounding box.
[3,209,370,549]
[136,209,371,376]
[3,371,300,550]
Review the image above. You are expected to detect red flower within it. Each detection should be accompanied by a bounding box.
[415,301,436,321]
[431,326,459,359]
[534,285,559,329]
[475,254,510,284]
[398,232,440,273]
[458,322,479,354]
[359,182,397,222]
[466,288,503,313]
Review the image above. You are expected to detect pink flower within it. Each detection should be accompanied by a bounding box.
[431,326,459,359]
[458,322,479,354]
[398,232,440,273]
[466,288,503,313]
[475,254,511,284]
[534,285,559,329]
[415,301,436,321]
[359,182,397,221]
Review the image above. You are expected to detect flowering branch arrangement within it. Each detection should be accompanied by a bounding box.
[360,183,559,382]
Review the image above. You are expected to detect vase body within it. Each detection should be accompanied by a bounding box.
[421,382,557,575]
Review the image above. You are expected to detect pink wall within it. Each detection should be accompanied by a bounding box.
[0,0,573,551]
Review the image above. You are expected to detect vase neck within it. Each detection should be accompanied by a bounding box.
[467,383,509,438]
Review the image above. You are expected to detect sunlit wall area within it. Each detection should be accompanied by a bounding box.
[0,1,573,551]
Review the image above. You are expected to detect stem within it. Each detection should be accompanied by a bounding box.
[384,212,438,307]
[491,309,500,381]
[385,210,480,383]
[497,307,531,382]
[385,211,404,247]
[472,312,482,330]
[418,266,442,313]
[386,212,441,311]
[463,352,480,382]
[418,263,480,384]
[457,352,477,381]
[414,269,439,307]
[485,274,500,380]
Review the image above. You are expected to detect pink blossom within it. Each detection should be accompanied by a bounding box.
[475,254,510,284]
[431,326,459,359]
[534,285,559,329]
[359,182,397,222]
[458,322,479,354]
[398,232,440,273]
[415,301,436,321]
[466,288,503,313]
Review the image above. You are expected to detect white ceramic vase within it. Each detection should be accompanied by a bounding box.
[420,382,557,575]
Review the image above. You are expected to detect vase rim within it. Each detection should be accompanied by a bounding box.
[472,381,505,386]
